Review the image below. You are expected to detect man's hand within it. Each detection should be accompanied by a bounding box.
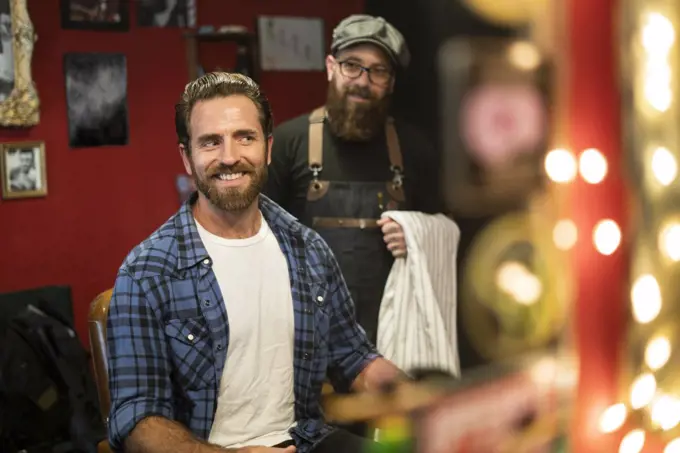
[352,357,405,393]
[377,217,407,257]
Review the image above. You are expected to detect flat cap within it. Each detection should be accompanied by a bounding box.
[331,15,411,69]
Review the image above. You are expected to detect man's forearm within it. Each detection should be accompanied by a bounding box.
[351,357,409,393]
[125,416,246,453]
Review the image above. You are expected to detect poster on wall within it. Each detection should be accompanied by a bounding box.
[137,0,197,28]
[257,16,325,71]
[60,0,130,31]
[64,53,129,148]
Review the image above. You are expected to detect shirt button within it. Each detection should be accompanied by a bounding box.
[187,334,195,342]
[297,267,304,273]
[203,299,211,307]
[216,344,223,351]
[202,258,211,267]
[316,296,324,303]
[303,353,311,360]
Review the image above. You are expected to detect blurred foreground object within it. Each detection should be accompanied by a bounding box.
[323,355,576,452]
[439,37,552,216]
[461,0,549,27]
[603,0,680,451]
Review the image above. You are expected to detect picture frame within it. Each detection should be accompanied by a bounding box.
[64,52,129,148]
[0,140,47,199]
[257,16,325,71]
[60,0,130,32]
[0,0,40,127]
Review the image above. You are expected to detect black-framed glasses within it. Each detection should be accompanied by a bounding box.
[337,60,393,85]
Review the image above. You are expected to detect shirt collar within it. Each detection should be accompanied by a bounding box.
[174,192,300,270]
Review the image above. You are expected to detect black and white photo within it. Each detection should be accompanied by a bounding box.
[137,0,196,28]
[1,141,47,199]
[61,0,129,31]
[0,0,14,101]
[64,53,129,148]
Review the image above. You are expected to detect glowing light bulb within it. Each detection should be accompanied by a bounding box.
[495,261,542,305]
[651,395,680,430]
[619,429,645,453]
[630,373,657,409]
[665,437,680,453]
[553,219,578,250]
[579,148,608,184]
[642,13,675,53]
[593,219,621,255]
[646,336,672,371]
[659,222,680,261]
[651,147,677,186]
[545,148,577,183]
[644,65,673,112]
[599,403,627,433]
[508,41,541,70]
[631,275,662,324]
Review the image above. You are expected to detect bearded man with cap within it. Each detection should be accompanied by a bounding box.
[266,15,443,351]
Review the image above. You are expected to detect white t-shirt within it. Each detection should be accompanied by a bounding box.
[198,215,296,448]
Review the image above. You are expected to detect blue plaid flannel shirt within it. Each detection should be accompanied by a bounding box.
[106,194,380,452]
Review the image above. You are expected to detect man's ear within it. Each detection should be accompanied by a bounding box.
[179,144,192,176]
[325,54,335,82]
[266,135,274,165]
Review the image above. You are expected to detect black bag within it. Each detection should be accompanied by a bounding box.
[0,302,106,453]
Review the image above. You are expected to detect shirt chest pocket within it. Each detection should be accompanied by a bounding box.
[164,317,216,390]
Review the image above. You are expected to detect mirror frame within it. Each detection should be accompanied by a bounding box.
[0,0,38,127]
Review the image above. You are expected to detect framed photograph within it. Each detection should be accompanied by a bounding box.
[137,0,196,28]
[1,141,47,199]
[60,0,129,31]
[64,53,129,148]
[257,16,325,71]
[0,0,39,127]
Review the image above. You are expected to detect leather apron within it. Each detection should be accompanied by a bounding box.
[304,107,406,343]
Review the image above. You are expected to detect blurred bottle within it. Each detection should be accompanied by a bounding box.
[234,44,252,78]
[370,414,414,453]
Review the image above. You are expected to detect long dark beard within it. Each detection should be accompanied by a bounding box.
[191,159,268,212]
[325,82,390,142]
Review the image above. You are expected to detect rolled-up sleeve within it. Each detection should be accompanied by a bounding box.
[106,271,174,451]
[321,242,381,387]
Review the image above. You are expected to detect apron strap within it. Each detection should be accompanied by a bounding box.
[385,117,403,171]
[308,106,326,170]
[307,108,405,179]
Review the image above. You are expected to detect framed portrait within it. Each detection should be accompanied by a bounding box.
[60,0,129,31]
[1,141,47,199]
[137,0,196,28]
[0,0,39,127]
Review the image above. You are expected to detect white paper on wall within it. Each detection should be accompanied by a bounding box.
[257,16,325,71]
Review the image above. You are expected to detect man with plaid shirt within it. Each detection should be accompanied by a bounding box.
[106,72,403,453]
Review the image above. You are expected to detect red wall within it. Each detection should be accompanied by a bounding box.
[0,0,362,343]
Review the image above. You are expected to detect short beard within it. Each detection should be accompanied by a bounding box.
[191,158,268,212]
[325,82,390,142]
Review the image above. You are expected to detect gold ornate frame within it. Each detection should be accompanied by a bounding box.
[0,0,39,127]
[0,140,47,199]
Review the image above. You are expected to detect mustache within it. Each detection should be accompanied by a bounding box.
[207,163,254,177]
[344,85,374,100]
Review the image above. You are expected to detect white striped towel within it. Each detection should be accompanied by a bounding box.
[376,211,461,378]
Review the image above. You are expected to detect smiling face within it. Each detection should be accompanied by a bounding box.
[180,94,272,213]
[325,43,395,141]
